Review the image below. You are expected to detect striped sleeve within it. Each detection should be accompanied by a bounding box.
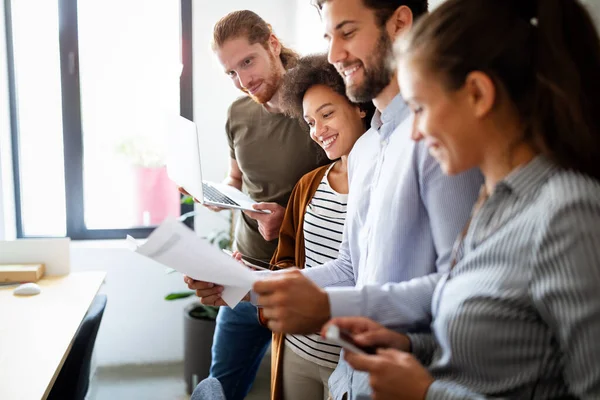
[530,190,600,398]
[426,183,600,400]
[407,332,438,366]
[425,381,492,400]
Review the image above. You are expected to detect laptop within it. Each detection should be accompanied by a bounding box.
[167,116,268,214]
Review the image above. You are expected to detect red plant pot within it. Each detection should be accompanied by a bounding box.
[134,166,180,226]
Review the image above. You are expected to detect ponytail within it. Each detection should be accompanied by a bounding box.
[398,0,600,179]
[531,0,600,179]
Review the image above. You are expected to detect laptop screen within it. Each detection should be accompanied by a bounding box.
[166,116,204,202]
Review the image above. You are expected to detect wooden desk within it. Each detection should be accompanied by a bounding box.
[0,271,106,400]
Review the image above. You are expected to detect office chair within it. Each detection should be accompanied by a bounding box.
[48,294,107,400]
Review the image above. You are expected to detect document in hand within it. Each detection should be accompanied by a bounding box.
[130,218,258,307]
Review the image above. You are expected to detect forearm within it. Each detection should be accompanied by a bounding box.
[425,381,499,400]
[302,256,355,288]
[326,273,440,330]
[222,176,242,191]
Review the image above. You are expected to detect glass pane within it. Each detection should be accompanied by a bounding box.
[11,0,67,236]
[78,0,181,229]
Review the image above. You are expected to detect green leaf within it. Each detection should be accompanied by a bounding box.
[181,195,195,205]
[164,291,195,300]
[218,237,231,250]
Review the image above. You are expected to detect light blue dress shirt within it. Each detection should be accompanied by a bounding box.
[302,93,483,399]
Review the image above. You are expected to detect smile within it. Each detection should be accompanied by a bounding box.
[321,134,339,149]
[343,65,361,76]
[339,63,362,80]
[248,82,263,94]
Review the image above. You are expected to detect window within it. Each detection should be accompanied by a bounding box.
[8,0,66,237]
[4,0,194,239]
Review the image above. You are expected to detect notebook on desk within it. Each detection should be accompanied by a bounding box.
[167,116,268,214]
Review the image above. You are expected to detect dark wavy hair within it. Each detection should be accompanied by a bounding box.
[313,0,428,27]
[280,54,375,123]
[396,0,600,180]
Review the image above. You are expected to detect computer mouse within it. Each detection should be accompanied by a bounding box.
[13,282,41,296]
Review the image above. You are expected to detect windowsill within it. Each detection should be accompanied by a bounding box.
[70,238,147,249]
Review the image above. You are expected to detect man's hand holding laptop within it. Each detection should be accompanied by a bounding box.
[178,185,284,241]
[177,186,226,213]
[243,202,285,241]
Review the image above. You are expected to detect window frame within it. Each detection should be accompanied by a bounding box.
[5,0,194,239]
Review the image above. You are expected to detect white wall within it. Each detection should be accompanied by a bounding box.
[430,0,445,9]
[295,1,327,55]
[71,245,198,366]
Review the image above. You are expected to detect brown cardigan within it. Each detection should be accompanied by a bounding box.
[259,163,333,400]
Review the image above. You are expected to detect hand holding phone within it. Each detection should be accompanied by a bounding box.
[325,324,377,355]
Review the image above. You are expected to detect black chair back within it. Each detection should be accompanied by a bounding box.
[48,294,107,400]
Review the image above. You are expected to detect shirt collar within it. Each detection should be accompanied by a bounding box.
[370,93,411,132]
[498,155,559,197]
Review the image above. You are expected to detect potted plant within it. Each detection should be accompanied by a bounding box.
[115,135,180,226]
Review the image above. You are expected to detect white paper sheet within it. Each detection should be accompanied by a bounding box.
[130,218,258,307]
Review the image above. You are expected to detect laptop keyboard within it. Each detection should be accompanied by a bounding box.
[202,183,239,206]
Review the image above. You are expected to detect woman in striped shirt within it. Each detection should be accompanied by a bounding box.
[324,0,600,399]
[257,54,375,400]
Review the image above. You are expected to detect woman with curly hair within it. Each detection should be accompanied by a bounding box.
[262,53,374,400]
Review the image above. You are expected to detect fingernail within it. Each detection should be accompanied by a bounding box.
[208,283,214,288]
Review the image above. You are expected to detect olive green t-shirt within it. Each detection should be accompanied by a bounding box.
[226,96,328,261]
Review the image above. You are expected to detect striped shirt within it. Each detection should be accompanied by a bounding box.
[405,156,600,399]
[286,164,346,369]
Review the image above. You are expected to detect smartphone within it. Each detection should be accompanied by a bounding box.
[325,324,377,355]
[222,249,274,271]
